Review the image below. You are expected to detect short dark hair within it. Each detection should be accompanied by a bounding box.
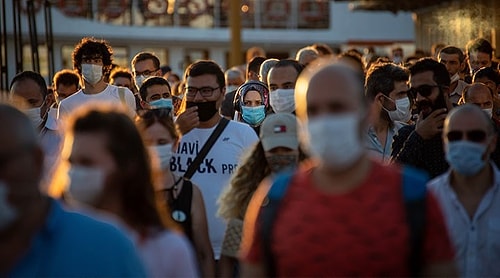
[131,52,160,71]
[139,76,171,100]
[247,56,266,77]
[10,70,48,99]
[473,67,500,85]
[439,46,465,63]
[409,58,451,88]
[272,59,304,76]
[466,38,494,58]
[72,37,113,75]
[110,67,133,82]
[183,60,225,89]
[53,69,80,89]
[365,63,409,101]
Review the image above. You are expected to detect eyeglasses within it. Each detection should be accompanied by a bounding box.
[185,86,220,98]
[409,85,439,98]
[446,129,487,142]
[137,107,173,120]
[135,69,159,77]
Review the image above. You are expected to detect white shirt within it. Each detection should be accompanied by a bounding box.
[57,84,136,119]
[171,119,258,258]
[427,163,500,277]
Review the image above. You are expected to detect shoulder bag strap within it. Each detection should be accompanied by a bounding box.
[183,117,229,180]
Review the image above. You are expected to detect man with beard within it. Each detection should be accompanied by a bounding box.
[391,58,453,178]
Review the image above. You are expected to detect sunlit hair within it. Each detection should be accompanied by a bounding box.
[218,142,270,220]
[135,108,179,142]
[49,104,177,235]
[218,142,308,220]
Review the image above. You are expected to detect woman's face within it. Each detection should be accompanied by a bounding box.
[143,122,175,147]
[69,132,117,174]
[264,146,299,173]
[243,90,262,107]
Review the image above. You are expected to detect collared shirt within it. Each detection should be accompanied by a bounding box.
[366,121,406,163]
[427,164,500,277]
[449,80,468,105]
[8,199,146,277]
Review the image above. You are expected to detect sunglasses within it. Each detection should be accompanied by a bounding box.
[137,107,173,120]
[409,85,439,98]
[446,129,487,143]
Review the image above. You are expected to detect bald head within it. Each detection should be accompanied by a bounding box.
[295,60,366,121]
[462,83,494,110]
[444,104,495,137]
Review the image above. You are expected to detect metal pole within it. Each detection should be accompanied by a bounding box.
[27,0,40,73]
[44,0,55,82]
[0,0,8,91]
[229,0,242,68]
[13,0,24,73]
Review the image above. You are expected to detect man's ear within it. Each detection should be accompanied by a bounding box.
[141,100,150,109]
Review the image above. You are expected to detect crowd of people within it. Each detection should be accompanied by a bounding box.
[1,35,499,277]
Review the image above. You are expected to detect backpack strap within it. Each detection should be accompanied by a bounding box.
[260,173,293,277]
[118,87,126,105]
[401,166,429,277]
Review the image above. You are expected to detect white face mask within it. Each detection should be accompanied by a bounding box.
[68,165,105,205]
[483,108,493,119]
[24,106,43,129]
[149,144,173,170]
[135,75,147,89]
[81,64,103,85]
[450,72,460,83]
[305,113,364,170]
[0,181,17,231]
[226,85,239,93]
[383,96,412,122]
[45,107,59,130]
[269,88,295,113]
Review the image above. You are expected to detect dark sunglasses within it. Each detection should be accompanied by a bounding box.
[137,107,173,120]
[408,85,439,98]
[446,129,487,143]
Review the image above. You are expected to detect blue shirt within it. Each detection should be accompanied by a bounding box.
[365,121,406,163]
[8,199,147,277]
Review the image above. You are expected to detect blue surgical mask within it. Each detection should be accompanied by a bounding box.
[149,98,173,109]
[241,105,266,125]
[445,141,487,176]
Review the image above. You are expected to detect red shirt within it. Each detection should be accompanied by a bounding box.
[241,161,454,276]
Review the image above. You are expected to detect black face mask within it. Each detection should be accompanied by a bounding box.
[186,101,218,122]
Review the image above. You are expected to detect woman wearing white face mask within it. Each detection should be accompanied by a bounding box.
[365,63,411,163]
[136,108,215,277]
[50,105,199,277]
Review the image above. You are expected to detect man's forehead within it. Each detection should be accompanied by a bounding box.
[410,71,435,86]
[82,54,103,59]
[269,66,298,80]
[439,52,459,61]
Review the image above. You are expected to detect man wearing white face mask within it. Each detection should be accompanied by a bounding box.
[240,60,457,277]
[438,46,468,106]
[267,59,304,114]
[131,52,163,91]
[9,71,49,131]
[427,104,500,277]
[58,37,136,120]
[365,63,411,163]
